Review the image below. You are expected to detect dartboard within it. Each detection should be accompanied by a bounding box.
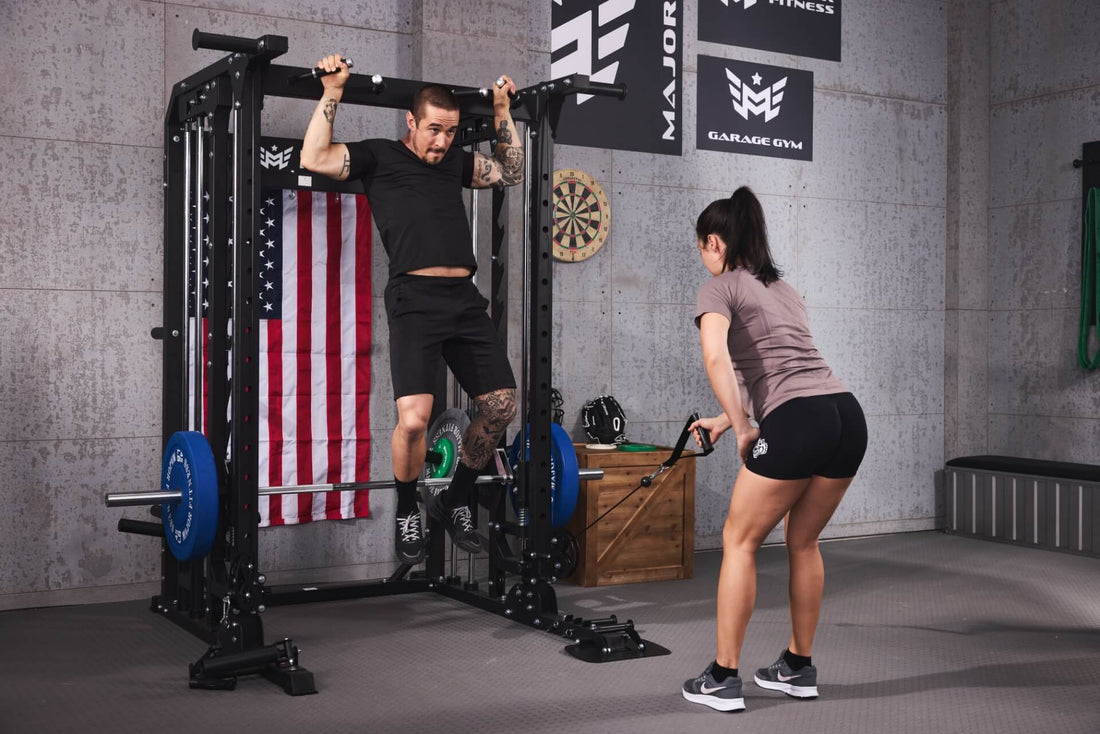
[552,169,611,262]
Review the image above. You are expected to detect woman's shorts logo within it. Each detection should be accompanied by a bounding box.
[752,437,768,459]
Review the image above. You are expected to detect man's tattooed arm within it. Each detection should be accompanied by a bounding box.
[302,92,350,180]
[491,119,524,188]
[300,55,351,180]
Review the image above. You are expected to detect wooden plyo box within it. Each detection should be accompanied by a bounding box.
[565,445,695,586]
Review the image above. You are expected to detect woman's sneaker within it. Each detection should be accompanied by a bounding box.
[754,653,818,698]
[681,664,745,712]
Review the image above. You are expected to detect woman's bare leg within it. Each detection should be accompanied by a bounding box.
[783,475,854,656]
[715,467,810,667]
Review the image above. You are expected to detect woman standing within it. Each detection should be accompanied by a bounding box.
[681,187,867,712]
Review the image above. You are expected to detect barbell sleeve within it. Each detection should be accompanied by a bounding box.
[109,490,182,508]
[104,468,604,508]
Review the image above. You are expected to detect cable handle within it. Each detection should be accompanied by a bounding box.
[691,411,715,455]
[661,412,713,467]
[640,412,712,487]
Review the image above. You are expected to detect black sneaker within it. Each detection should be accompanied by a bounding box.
[681,664,745,712]
[754,653,818,698]
[428,493,484,554]
[394,508,426,564]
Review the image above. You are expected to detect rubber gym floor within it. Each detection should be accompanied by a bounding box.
[1,531,1097,734]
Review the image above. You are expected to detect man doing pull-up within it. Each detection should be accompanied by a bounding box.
[300,56,524,563]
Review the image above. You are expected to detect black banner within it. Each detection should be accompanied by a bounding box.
[698,0,841,62]
[696,55,813,161]
[551,0,682,156]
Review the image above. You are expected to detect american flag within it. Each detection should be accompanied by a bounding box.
[192,188,373,526]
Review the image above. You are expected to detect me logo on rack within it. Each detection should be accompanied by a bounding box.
[719,0,758,8]
[260,145,295,170]
[727,68,787,123]
[551,0,636,104]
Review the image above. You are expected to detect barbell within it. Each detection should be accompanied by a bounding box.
[106,412,602,562]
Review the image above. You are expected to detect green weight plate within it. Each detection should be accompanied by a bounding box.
[428,437,457,479]
[617,442,658,452]
[423,408,470,482]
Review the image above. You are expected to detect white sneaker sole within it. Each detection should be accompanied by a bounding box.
[754,675,818,698]
[682,689,745,711]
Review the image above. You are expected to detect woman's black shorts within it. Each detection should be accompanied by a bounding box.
[744,392,867,480]
[384,274,516,400]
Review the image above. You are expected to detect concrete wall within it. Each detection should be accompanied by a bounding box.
[590,0,948,545]
[2,0,951,609]
[985,0,1100,460]
[945,0,990,467]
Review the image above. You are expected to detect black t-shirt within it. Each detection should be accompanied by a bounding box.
[345,139,476,279]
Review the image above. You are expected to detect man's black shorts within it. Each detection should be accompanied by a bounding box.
[384,274,515,400]
[744,392,867,480]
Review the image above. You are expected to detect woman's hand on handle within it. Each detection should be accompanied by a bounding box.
[691,413,759,464]
[690,414,730,448]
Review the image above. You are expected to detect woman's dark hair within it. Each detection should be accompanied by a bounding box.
[695,186,782,285]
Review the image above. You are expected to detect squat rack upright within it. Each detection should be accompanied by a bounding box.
[130,30,667,693]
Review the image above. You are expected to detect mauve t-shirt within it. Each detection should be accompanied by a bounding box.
[694,268,847,421]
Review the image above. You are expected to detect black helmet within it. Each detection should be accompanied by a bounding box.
[582,395,627,444]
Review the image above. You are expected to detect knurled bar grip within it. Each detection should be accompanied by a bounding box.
[105,468,605,508]
[192,29,265,54]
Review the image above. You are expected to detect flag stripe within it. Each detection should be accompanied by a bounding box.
[308,193,328,519]
[295,190,315,522]
[263,319,284,523]
[338,195,358,516]
[279,191,300,523]
[324,192,343,517]
[354,195,372,518]
[202,319,210,438]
